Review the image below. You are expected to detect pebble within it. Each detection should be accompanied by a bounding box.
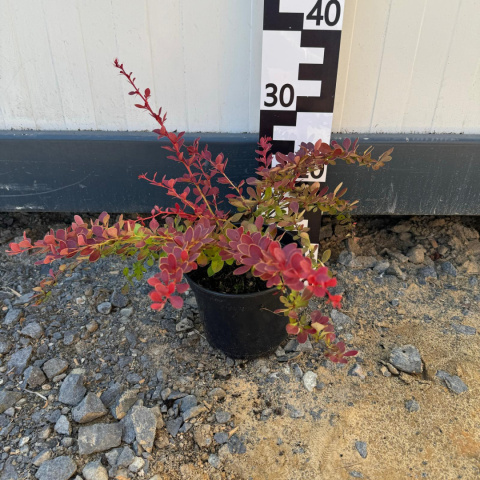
[97,302,112,315]
[120,308,134,318]
[373,261,390,274]
[451,324,476,335]
[63,331,79,346]
[350,472,364,478]
[193,424,212,448]
[111,290,128,308]
[215,410,232,424]
[208,454,221,469]
[208,387,226,400]
[78,422,123,454]
[330,310,354,332]
[0,339,12,354]
[178,395,197,413]
[228,434,247,454]
[4,309,22,325]
[7,346,33,375]
[129,456,145,473]
[13,291,36,304]
[338,251,355,267]
[32,450,53,467]
[131,406,157,452]
[355,441,368,459]
[407,246,425,264]
[183,405,207,421]
[58,373,86,406]
[100,382,123,408]
[214,432,229,444]
[348,364,366,380]
[389,345,423,374]
[111,389,139,420]
[42,358,69,380]
[82,460,108,480]
[176,318,194,332]
[405,399,420,412]
[72,392,108,423]
[302,371,318,392]
[54,415,71,435]
[85,320,99,333]
[20,321,44,339]
[440,261,457,277]
[436,370,468,394]
[35,455,77,480]
[166,417,183,437]
[116,446,135,467]
[422,265,439,280]
[23,366,47,388]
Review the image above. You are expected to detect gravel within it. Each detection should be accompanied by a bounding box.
[58,374,86,406]
[71,392,107,423]
[355,441,368,459]
[389,345,423,374]
[77,423,123,455]
[436,370,469,394]
[1,212,479,479]
[34,456,77,480]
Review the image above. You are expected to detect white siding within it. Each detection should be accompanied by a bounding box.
[0,0,478,133]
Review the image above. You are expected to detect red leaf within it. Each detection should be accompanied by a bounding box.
[74,215,84,225]
[89,250,101,262]
[286,324,300,335]
[297,332,308,344]
[145,88,151,97]
[151,303,165,310]
[169,296,183,309]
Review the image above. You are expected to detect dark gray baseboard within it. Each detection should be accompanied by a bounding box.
[1,131,479,215]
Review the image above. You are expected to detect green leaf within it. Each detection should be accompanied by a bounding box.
[123,267,130,277]
[146,257,154,267]
[207,265,214,277]
[229,212,244,223]
[225,258,234,266]
[321,249,331,263]
[211,259,224,274]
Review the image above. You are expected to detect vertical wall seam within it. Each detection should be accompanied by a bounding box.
[41,0,67,129]
[8,0,37,130]
[248,0,254,134]
[400,0,427,132]
[430,0,462,132]
[77,3,98,130]
[336,0,358,133]
[179,1,189,132]
[368,0,393,131]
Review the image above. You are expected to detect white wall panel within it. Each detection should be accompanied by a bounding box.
[0,0,478,133]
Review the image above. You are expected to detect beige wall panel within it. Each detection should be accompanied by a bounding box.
[431,0,480,133]
[333,0,392,132]
[0,0,478,134]
[0,1,36,129]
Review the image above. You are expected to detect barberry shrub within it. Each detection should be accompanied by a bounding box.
[7,59,392,363]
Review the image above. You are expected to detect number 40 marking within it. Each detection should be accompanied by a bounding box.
[307,0,341,27]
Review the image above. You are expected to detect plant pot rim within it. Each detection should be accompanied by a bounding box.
[185,272,279,299]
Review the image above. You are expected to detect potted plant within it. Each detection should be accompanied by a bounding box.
[7,59,392,362]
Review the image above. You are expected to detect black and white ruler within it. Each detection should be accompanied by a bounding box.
[259,0,345,240]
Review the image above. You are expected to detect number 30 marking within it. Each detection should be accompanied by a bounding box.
[264,83,295,108]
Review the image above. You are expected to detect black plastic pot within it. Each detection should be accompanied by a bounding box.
[185,275,288,359]
[185,228,297,359]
